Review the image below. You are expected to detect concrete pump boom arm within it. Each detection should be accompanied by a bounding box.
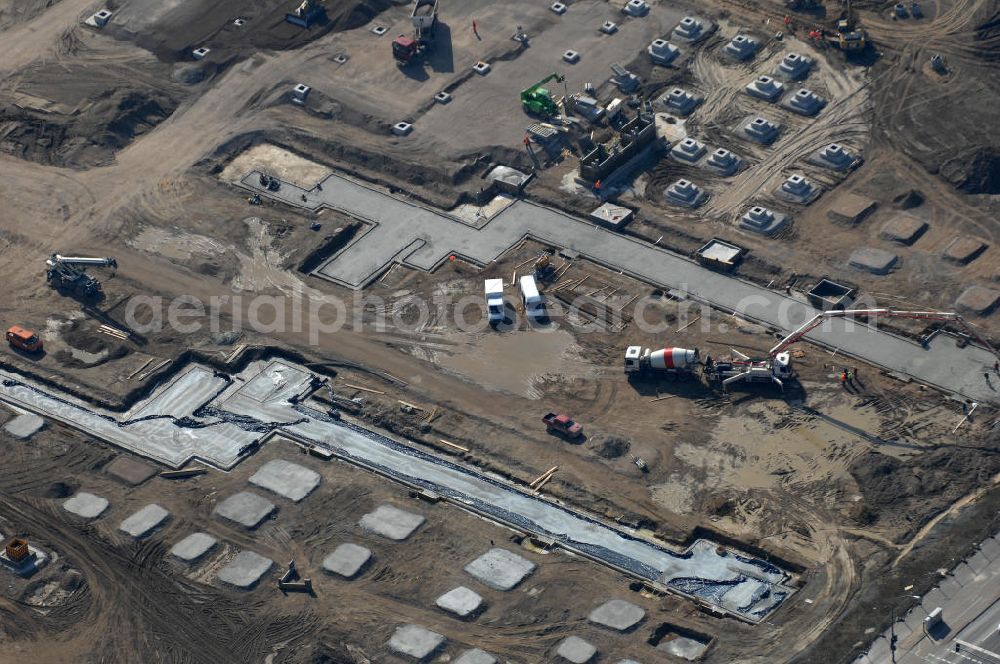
[768,308,999,359]
[47,254,118,268]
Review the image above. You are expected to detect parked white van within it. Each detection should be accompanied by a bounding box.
[519,274,545,319]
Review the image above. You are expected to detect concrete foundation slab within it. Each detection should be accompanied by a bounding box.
[588,599,646,631]
[740,206,788,236]
[665,178,709,208]
[724,33,760,60]
[670,137,707,163]
[775,173,822,204]
[956,286,1000,316]
[657,635,709,660]
[556,636,598,663]
[745,75,784,102]
[170,532,218,563]
[388,624,446,661]
[672,16,714,44]
[808,143,861,171]
[464,548,536,590]
[880,214,928,245]
[648,39,680,65]
[849,247,899,275]
[214,491,276,529]
[3,413,44,439]
[359,504,425,540]
[942,236,988,264]
[782,88,826,116]
[249,459,321,502]
[322,543,372,578]
[106,456,158,486]
[740,115,781,145]
[774,52,813,80]
[217,550,273,589]
[455,649,497,664]
[119,504,170,538]
[704,147,743,176]
[827,193,877,225]
[436,585,485,617]
[63,492,109,520]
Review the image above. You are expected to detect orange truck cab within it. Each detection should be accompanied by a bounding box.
[6,326,43,353]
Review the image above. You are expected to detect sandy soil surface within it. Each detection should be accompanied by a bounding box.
[0,0,998,662]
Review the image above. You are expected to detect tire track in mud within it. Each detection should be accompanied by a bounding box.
[0,490,306,664]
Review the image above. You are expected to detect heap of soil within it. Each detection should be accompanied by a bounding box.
[849,446,1000,536]
[940,147,1000,194]
[594,436,631,459]
[892,189,925,209]
[0,90,176,168]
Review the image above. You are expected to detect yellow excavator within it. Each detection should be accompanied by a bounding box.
[834,0,866,51]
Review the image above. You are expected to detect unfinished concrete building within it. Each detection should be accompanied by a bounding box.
[578,114,658,183]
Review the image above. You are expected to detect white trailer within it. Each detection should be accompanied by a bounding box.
[519,275,545,319]
[484,278,505,323]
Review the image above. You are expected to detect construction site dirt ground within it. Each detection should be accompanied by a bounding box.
[0,0,999,662]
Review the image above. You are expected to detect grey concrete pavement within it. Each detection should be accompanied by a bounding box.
[242,170,999,404]
[857,533,1000,664]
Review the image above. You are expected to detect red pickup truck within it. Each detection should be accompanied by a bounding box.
[542,412,583,440]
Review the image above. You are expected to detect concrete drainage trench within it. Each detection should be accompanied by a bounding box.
[0,359,795,622]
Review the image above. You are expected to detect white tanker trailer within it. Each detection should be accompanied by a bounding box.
[624,346,700,375]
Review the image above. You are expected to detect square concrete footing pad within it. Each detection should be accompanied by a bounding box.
[214,491,276,529]
[388,624,446,661]
[249,459,321,502]
[106,456,157,486]
[848,247,898,275]
[455,649,497,664]
[322,543,372,578]
[217,550,273,589]
[3,413,44,439]
[556,636,598,663]
[359,504,424,540]
[879,214,928,245]
[119,504,170,538]
[942,236,988,264]
[588,599,646,631]
[170,532,218,563]
[956,286,1000,316]
[435,585,484,617]
[464,548,536,590]
[63,492,109,520]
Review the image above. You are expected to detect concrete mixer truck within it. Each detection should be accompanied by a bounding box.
[624,346,700,376]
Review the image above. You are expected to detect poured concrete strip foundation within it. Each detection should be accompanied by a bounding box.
[0,362,312,469]
[239,171,999,404]
[0,359,792,622]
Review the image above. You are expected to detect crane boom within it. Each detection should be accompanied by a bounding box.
[769,308,998,359]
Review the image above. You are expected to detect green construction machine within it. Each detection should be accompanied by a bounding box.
[520,73,566,116]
